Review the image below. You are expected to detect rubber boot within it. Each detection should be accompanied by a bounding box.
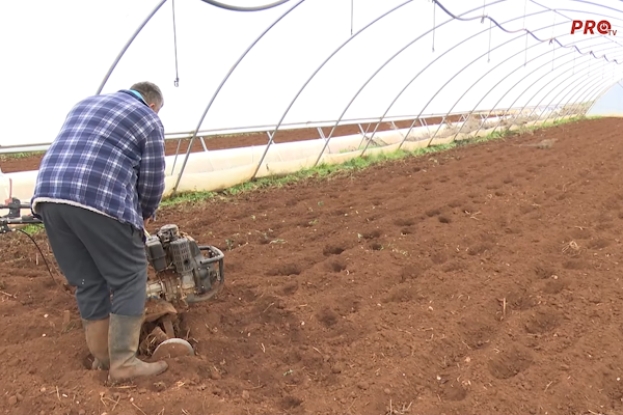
[108,314,168,383]
[82,318,110,370]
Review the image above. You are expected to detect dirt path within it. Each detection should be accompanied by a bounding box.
[0,114,467,173]
[2,117,622,415]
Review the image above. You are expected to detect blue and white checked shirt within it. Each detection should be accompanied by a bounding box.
[31,90,166,232]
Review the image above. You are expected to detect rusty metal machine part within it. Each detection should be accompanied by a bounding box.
[144,224,225,304]
[140,298,194,358]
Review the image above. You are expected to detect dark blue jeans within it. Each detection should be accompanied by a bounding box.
[38,202,147,320]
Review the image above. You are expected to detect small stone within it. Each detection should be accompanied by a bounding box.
[242,390,250,400]
[7,396,18,405]
[40,411,45,415]
[384,388,391,395]
[79,410,86,415]
[62,310,72,331]
[16,393,23,401]
[209,367,221,380]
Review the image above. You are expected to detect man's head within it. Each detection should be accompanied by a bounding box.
[130,82,164,114]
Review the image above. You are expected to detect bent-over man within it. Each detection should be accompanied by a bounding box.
[31,82,168,383]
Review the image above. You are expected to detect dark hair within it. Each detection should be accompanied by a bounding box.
[130,82,163,108]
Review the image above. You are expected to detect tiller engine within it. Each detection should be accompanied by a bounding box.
[1,197,225,305]
[144,224,224,304]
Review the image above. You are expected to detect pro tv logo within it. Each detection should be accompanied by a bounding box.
[571,20,617,35]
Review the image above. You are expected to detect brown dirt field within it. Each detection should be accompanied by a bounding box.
[0,115,469,173]
[3,117,623,415]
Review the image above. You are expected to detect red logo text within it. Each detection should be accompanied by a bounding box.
[571,20,617,35]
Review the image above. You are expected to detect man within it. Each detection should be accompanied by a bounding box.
[31,82,168,383]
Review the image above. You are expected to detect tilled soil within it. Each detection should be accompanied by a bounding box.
[2,117,623,415]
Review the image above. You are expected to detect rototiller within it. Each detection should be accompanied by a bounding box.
[1,196,225,303]
[1,196,225,358]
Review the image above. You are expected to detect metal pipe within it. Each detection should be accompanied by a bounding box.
[408,2,623,143]
[197,0,292,11]
[529,0,623,29]
[552,78,603,120]
[540,70,613,124]
[570,87,601,116]
[564,76,616,117]
[249,0,432,179]
[422,50,597,147]
[504,55,620,130]
[441,2,623,136]
[543,76,609,124]
[491,62,620,133]
[522,0,623,122]
[423,57,623,147]
[0,111,508,156]
[434,0,623,138]
[418,36,610,145]
[171,0,180,87]
[392,25,612,152]
[310,3,554,167]
[432,0,622,64]
[344,2,623,158]
[585,83,617,112]
[590,79,623,112]
[520,76,601,124]
[472,52,612,138]
[96,0,168,95]
[452,45,619,140]
[484,52,620,136]
[474,62,564,136]
[543,74,621,125]
[171,0,306,194]
[498,60,614,130]
[534,76,611,127]
[581,85,613,114]
[583,76,623,115]
[449,49,575,141]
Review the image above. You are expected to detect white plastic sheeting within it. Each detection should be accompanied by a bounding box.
[1,0,622,148]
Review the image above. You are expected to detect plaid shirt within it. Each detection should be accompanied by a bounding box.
[31,90,166,232]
